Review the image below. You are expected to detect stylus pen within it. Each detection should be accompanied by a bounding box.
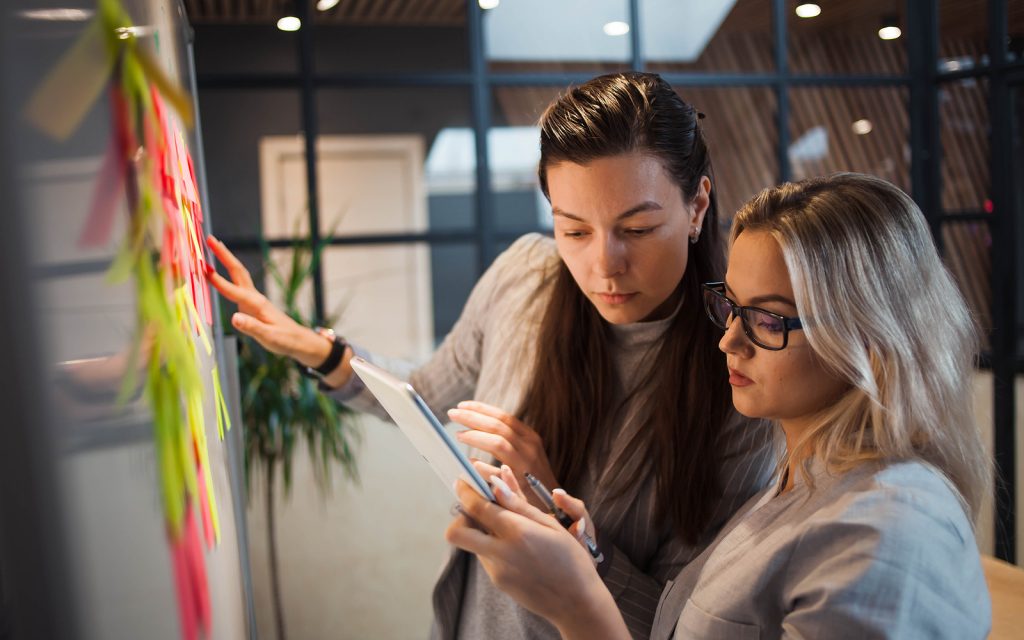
[524,473,604,564]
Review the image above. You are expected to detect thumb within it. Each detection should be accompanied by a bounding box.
[489,475,561,531]
[553,488,597,546]
[232,312,274,345]
[551,488,587,520]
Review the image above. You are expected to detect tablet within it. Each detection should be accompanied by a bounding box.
[349,357,496,502]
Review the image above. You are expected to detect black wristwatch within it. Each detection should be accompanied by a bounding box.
[299,327,348,390]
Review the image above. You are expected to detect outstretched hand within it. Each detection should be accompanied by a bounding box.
[446,477,628,640]
[205,235,344,377]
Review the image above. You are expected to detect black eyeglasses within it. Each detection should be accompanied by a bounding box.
[701,282,803,351]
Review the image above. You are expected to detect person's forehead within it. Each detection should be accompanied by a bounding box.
[726,231,795,305]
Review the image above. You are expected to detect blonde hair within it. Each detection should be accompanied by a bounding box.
[732,173,991,520]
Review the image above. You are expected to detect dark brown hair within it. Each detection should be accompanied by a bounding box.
[519,72,732,544]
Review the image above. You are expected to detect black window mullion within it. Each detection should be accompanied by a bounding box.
[297,0,325,321]
[907,0,942,249]
[988,0,1017,564]
[630,0,644,72]
[468,0,496,274]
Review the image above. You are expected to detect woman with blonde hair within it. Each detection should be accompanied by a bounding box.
[448,172,992,639]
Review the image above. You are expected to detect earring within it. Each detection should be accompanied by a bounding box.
[690,227,701,244]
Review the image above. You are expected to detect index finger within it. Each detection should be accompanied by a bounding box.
[206,268,263,308]
[455,401,528,435]
[206,235,255,289]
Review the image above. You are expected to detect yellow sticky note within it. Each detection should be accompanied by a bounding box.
[23,19,115,141]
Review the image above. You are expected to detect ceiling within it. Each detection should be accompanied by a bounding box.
[183,0,466,26]
[182,0,1020,41]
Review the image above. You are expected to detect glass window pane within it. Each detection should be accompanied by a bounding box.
[940,78,990,214]
[938,0,989,72]
[484,0,631,73]
[313,20,468,73]
[681,87,778,224]
[789,0,907,75]
[644,0,774,73]
[194,25,299,75]
[263,242,477,353]
[321,243,474,357]
[789,87,910,193]
[199,89,302,240]
[307,88,475,235]
[491,86,562,233]
[941,222,992,353]
[428,243,478,344]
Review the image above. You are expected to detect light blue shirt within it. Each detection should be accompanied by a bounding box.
[652,459,991,639]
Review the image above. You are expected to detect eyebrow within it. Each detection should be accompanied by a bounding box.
[552,200,663,222]
[724,281,797,308]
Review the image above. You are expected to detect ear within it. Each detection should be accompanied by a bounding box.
[690,176,712,233]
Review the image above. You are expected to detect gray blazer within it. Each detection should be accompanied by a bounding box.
[651,459,991,640]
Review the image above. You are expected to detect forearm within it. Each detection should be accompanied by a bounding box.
[554,584,631,640]
[599,543,674,639]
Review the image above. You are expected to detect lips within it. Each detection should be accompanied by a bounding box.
[596,292,638,305]
[728,368,753,387]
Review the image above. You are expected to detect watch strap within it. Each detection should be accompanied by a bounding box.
[312,332,347,375]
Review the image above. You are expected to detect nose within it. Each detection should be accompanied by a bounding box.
[718,314,753,357]
[593,233,627,279]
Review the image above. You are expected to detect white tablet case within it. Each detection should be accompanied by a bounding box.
[349,357,496,502]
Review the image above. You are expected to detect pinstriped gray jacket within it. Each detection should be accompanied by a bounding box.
[331,234,778,639]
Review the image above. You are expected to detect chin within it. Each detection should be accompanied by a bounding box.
[595,305,645,325]
[730,393,764,420]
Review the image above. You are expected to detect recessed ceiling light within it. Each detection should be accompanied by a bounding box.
[18,8,93,21]
[277,16,301,32]
[603,21,630,37]
[479,0,500,9]
[851,119,873,135]
[878,25,901,40]
[878,15,901,40]
[795,4,821,19]
[316,0,339,11]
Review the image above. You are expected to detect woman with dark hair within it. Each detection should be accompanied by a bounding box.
[207,72,777,639]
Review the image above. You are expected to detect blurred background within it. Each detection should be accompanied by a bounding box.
[1,1,1023,638]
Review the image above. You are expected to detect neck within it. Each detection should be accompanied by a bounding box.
[778,416,816,493]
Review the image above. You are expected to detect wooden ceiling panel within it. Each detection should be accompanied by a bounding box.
[185,0,466,26]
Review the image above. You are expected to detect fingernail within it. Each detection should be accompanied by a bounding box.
[576,517,587,539]
[490,475,513,501]
[457,400,471,408]
[204,263,214,276]
[552,488,567,496]
[500,464,512,473]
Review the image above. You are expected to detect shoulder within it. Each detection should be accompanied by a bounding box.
[789,461,985,605]
[475,233,560,307]
[490,232,559,276]
[806,461,973,546]
[781,461,990,635]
